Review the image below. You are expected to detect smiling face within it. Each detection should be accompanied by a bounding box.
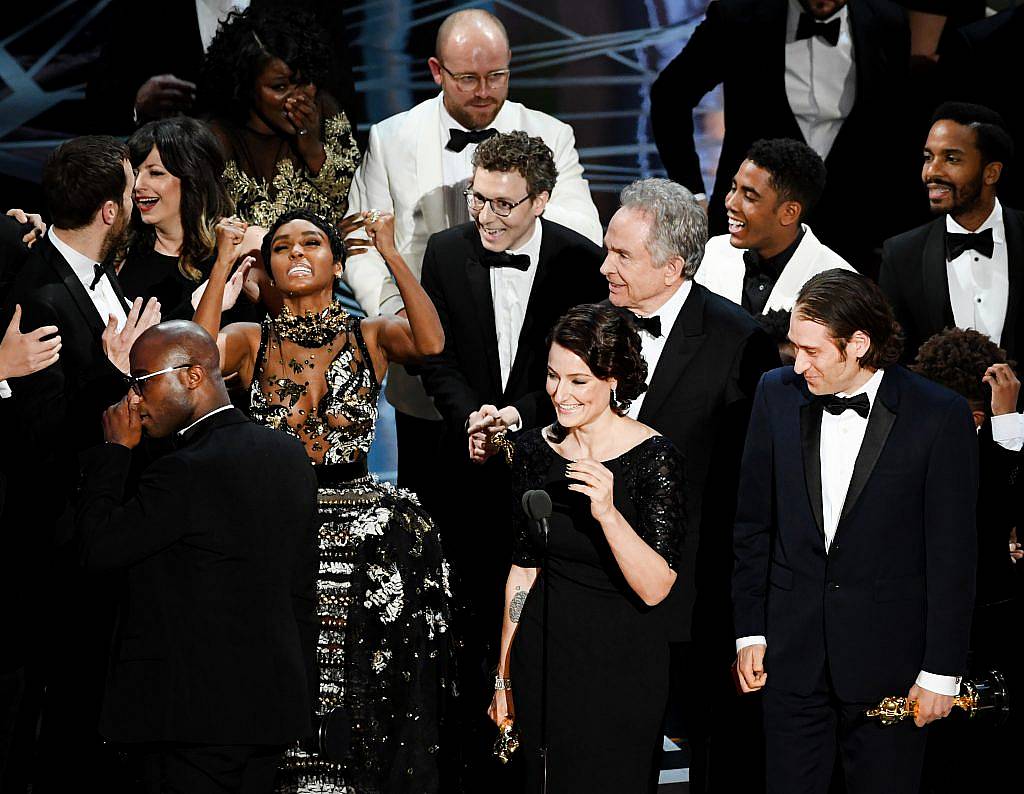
[470,166,546,252]
[922,119,997,223]
[546,342,616,429]
[601,206,683,315]
[724,159,800,256]
[267,219,340,297]
[251,57,307,136]
[788,311,870,395]
[133,146,182,228]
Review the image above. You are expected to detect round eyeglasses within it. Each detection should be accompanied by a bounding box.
[464,189,531,218]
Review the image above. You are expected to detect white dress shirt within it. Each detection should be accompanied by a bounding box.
[784,0,856,160]
[49,228,128,332]
[626,280,693,419]
[195,0,250,52]
[737,368,960,695]
[439,103,488,228]
[490,218,542,392]
[946,200,1009,345]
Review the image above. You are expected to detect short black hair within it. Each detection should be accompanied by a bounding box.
[931,101,1014,166]
[745,138,827,220]
[912,327,1013,411]
[43,136,129,230]
[261,209,345,266]
[795,269,904,369]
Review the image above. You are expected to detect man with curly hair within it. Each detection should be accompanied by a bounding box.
[696,138,854,315]
[342,9,601,510]
[416,129,605,789]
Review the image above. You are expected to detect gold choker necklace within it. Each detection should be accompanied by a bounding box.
[272,302,347,347]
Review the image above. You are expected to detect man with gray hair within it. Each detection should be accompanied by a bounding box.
[602,177,779,791]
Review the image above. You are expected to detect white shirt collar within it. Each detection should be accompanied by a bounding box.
[946,198,1005,245]
[837,367,885,402]
[48,226,98,284]
[178,404,234,436]
[505,217,543,268]
[637,279,693,330]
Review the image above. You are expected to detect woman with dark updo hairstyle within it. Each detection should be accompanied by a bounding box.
[198,5,361,231]
[488,303,686,793]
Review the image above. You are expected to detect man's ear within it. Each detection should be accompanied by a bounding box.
[778,200,802,229]
[100,200,119,227]
[847,329,872,362]
[984,160,1003,187]
[663,254,686,285]
[427,57,444,88]
[531,191,550,217]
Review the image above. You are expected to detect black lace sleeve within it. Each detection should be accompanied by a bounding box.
[510,429,550,568]
[631,436,687,571]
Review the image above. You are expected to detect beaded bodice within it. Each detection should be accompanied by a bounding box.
[250,305,379,466]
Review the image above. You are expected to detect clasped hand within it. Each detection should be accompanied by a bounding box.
[103,396,142,449]
[467,404,520,463]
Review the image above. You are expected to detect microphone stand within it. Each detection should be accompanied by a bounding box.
[538,508,550,794]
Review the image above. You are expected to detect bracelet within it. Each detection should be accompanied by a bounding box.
[494,676,512,691]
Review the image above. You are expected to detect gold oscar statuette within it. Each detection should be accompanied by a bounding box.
[493,719,520,763]
[866,673,1009,727]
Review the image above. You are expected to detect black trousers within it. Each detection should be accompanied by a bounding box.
[141,743,285,794]
[394,410,444,514]
[763,667,928,794]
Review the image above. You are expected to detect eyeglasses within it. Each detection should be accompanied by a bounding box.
[464,189,531,218]
[438,62,511,92]
[125,364,191,397]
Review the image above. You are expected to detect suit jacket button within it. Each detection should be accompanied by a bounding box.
[828,582,839,591]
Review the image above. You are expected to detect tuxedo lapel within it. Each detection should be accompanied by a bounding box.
[44,240,106,339]
[1001,208,1024,357]
[800,396,826,542]
[464,236,502,395]
[921,220,954,332]
[767,0,802,140]
[505,222,553,394]
[638,284,706,422]
[839,371,899,524]
[414,96,447,232]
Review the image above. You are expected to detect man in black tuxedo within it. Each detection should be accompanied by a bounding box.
[651,0,914,277]
[880,102,1021,364]
[601,178,779,791]
[0,135,161,792]
[417,130,605,788]
[733,269,977,793]
[77,320,318,793]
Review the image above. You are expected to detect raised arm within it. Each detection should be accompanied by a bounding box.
[193,217,259,379]
[359,213,444,382]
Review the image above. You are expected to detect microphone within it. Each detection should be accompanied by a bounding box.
[522,489,552,546]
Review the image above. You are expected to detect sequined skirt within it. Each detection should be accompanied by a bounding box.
[277,473,453,794]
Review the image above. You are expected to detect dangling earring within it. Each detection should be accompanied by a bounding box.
[610,387,618,409]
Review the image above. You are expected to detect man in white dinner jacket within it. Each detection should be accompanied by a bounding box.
[344,7,601,504]
[696,138,853,315]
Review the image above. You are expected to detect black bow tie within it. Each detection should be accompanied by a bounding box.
[480,251,531,271]
[819,393,870,419]
[446,127,498,153]
[796,13,841,46]
[945,227,994,261]
[632,314,662,338]
[90,261,112,291]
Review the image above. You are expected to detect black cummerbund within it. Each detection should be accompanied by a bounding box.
[315,460,370,487]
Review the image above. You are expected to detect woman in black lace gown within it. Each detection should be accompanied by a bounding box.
[195,209,452,793]
[488,304,686,793]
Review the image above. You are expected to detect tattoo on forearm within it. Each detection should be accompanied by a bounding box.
[509,589,527,623]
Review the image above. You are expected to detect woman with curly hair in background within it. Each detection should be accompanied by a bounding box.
[489,303,686,793]
[197,5,361,232]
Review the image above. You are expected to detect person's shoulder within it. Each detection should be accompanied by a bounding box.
[504,99,572,138]
[703,233,736,256]
[540,218,603,257]
[370,95,436,137]
[695,282,763,336]
[887,365,967,412]
[640,433,685,466]
[425,222,477,258]
[883,216,941,254]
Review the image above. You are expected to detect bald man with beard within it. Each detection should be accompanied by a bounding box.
[75,321,319,794]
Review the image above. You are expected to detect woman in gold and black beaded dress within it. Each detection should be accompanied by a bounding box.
[198,5,360,230]
[195,209,452,794]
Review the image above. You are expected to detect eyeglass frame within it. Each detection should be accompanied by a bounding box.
[125,364,192,397]
[437,61,511,92]
[464,189,532,218]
